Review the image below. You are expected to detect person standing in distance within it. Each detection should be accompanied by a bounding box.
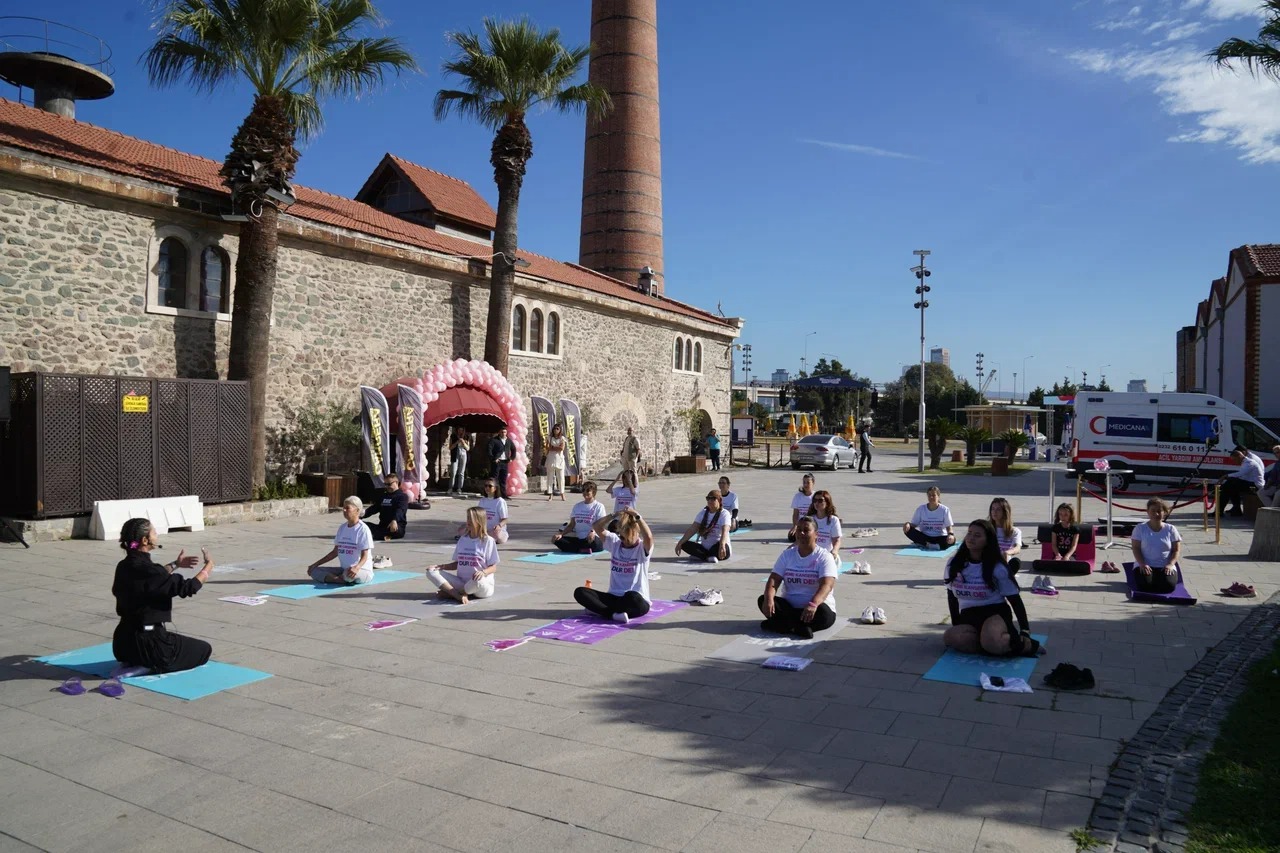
[858,425,874,473]
[706,428,722,471]
[621,426,641,474]
[488,426,516,499]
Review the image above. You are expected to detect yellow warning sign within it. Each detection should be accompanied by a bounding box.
[122,394,149,413]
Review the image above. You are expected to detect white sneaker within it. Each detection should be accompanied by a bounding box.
[612,612,630,624]
[860,606,876,624]
[696,589,723,606]
[372,555,393,569]
[705,556,719,564]
[646,571,662,581]
[1030,575,1045,592]
[873,607,887,625]
[679,587,706,603]
[855,562,872,575]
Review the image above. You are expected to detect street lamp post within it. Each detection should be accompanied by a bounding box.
[1162,371,1173,392]
[912,250,932,473]
[1021,354,1034,401]
[801,331,817,376]
[1099,363,1112,390]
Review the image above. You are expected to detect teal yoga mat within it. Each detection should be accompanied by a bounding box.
[258,570,419,599]
[895,545,959,559]
[36,643,271,700]
[517,551,596,564]
[921,633,1049,686]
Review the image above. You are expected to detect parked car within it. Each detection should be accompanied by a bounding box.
[790,434,857,469]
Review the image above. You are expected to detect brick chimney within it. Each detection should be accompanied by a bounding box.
[579,0,664,296]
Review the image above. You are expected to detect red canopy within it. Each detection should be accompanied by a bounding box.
[422,385,506,429]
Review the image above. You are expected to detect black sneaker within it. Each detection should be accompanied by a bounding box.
[795,624,815,640]
[1044,664,1095,690]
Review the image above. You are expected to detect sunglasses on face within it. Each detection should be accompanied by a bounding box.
[812,498,827,503]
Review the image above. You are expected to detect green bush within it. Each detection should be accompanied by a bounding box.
[926,417,961,469]
[253,478,312,501]
[958,425,993,467]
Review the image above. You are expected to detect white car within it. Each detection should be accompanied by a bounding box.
[790,434,857,470]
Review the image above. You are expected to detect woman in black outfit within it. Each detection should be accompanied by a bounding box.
[111,518,215,674]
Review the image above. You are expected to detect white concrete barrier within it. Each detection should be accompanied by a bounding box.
[91,495,205,541]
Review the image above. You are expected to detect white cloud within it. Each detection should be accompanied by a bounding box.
[799,139,927,161]
[1068,46,1280,162]
[1183,0,1265,20]
[1097,5,1146,30]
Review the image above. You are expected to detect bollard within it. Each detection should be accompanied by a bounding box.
[1048,469,1056,524]
[1201,480,1209,532]
[1215,485,1221,545]
[1076,476,1083,525]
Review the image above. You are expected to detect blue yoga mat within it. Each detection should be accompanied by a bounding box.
[895,545,959,559]
[517,551,595,565]
[922,633,1049,686]
[36,643,271,700]
[258,569,419,599]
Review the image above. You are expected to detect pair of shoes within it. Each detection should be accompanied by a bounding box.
[1100,561,1121,574]
[678,587,706,603]
[851,528,878,538]
[372,555,393,569]
[694,589,723,606]
[646,570,662,581]
[1221,582,1257,598]
[737,519,753,529]
[1044,663,1095,690]
[844,561,872,575]
[859,606,887,625]
[611,611,630,625]
[1030,576,1059,595]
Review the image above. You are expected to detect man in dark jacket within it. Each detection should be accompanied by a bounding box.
[363,472,409,540]
[488,427,516,498]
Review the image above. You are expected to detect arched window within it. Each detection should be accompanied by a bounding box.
[530,308,544,352]
[685,339,693,372]
[675,337,684,370]
[512,305,526,350]
[158,237,189,309]
[200,246,230,313]
[546,311,560,355]
[693,342,702,373]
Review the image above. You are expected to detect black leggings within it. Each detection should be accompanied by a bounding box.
[859,447,872,472]
[366,521,405,541]
[1135,566,1177,594]
[555,535,604,553]
[757,596,836,633]
[680,541,729,561]
[112,622,211,675]
[574,587,650,619]
[907,528,953,547]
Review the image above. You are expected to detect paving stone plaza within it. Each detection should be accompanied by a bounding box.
[0,446,1272,853]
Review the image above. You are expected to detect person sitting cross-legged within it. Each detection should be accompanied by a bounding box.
[573,509,655,623]
[552,481,607,553]
[308,496,374,585]
[758,516,838,639]
[942,519,1039,657]
[676,490,732,563]
[903,486,955,549]
[362,472,409,541]
[426,507,498,604]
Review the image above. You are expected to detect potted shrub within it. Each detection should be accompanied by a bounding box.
[958,425,993,467]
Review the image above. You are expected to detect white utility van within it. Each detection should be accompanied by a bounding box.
[1066,392,1278,487]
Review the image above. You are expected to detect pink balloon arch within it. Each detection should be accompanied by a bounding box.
[380,359,529,497]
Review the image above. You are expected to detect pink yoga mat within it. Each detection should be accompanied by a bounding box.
[526,600,687,644]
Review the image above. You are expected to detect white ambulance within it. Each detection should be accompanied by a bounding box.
[1066,392,1278,488]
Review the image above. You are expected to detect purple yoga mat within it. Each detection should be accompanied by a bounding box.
[527,600,688,644]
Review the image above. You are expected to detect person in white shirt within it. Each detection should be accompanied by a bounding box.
[476,479,509,544]
[543,423,568,501]
[788,474,817,542]
[1130,498,1182,594]
[307,496,374,585]
[1219,447,1265,516]
[903,486,955,549]
[606,469,639,514]
[426,507,498,604]
[759,516,838,638]
[676,490,732,562]
[808,490,843,561]
[553,481,607,553]
[987,497,1022,575]
[718,476,751,531]
[942,519,1039,657]
[573,509,655,623]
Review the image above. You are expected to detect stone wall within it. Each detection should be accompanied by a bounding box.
[0,172,735,479]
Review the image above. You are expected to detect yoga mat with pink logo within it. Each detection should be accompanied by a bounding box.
[526,599,687,644]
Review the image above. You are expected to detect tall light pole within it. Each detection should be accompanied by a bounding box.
[1021,354,1034,401]
[801,331,817,376]
[1162,371,1173,392]
[912,249,932,473]
[741,344,752,385]
[1099,363,1111,390]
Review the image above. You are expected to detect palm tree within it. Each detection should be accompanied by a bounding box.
[434,17,610,376]
[145,0,416,486]
[1208,1,1280,79]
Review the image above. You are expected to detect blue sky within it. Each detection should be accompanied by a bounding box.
[7,0,1278,395]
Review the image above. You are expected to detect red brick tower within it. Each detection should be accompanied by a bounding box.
[579,0,664,295]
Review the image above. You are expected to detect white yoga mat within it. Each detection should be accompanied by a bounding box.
[370,583,539,619]
[707,619,849,664]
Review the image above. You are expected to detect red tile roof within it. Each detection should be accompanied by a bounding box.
[382,154,496,230]
[1235,244,1280,279]
[0,98,730,328]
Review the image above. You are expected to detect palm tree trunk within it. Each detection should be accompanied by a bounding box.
[485,119,532,376]
[227,203,280,489]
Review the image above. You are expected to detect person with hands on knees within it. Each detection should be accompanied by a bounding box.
[362,472,408,541]
[112,518,215,674]
[552,481,607,553]
[759,516,838,639]
[677,490,732,563]
[426,507,498,604]
[943,519,1040,657]
[573,509,655,624]
[1048,503,1081,562]
[308,496,374,585]
[903,485,955,549]
[788,474,817,542]
[1131,498,1182,594]
[808,490,843,562]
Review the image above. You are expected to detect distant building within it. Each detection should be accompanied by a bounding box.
[771,368,790,385]
[930,347,950,367]
[1127,379,1148,393]
[1176,325,1198,393]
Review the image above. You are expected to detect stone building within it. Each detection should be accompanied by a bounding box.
[0,98,741,479]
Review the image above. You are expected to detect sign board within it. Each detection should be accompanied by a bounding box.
[122,394,149,414]
[731,416,755,447]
